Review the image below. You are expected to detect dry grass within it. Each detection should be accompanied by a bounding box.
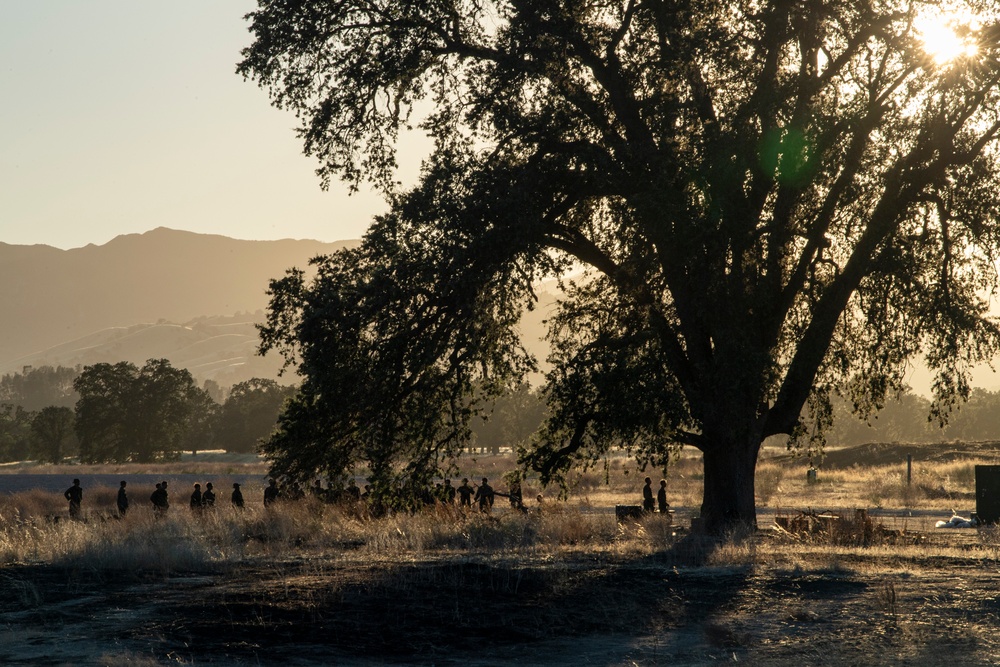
[4,451,1000,665]
[0,450,985,576]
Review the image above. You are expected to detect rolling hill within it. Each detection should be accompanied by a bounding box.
[0,228,354,385]
[0,227,558,387]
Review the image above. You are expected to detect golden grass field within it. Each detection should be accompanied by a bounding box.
[1,444,999,666]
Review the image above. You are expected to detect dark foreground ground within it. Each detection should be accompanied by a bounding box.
[2,531,1000,666]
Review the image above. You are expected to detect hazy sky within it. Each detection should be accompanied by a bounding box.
[1,1,418,250]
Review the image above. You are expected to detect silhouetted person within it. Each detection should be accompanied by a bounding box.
[657,479,669,513]
[458,478,474,507]
[151,481,169,516]
[347,479,360,501]
[642,477,654,512]
[443,479,456,504]
[231,482,245,509]
[475,477,494,513]
[202,482,216,508]
[117,480,129,517]
[264,478,280,507]
[311,479,325,500]
[64,479,82,520]
[288,481,305,501]
[190,484,203,512]
[508,478,525,512]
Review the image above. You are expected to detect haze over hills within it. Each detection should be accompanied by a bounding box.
[0,227,557,388]
[4,226,993,396]
[0,228,356,386]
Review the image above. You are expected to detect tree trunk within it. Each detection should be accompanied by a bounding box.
[700,438,760,534]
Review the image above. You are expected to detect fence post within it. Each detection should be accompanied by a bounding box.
[906,454,912,486]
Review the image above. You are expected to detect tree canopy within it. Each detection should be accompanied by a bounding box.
[0,366,79,411]
[30,406,77,464]
[215,378,296,453]
[73,359,209,463]
[241,0,1000,531]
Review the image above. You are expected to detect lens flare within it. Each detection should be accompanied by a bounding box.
[915,15,979,65]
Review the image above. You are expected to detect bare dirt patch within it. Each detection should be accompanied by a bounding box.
[3,531,1000,666]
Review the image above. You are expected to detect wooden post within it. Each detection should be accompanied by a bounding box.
[907,454,912,486]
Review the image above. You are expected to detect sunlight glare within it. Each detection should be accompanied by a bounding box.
[915,13,979,65]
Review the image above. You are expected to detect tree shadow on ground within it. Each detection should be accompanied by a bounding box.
[149,534,766,665]
[0,532,895,666]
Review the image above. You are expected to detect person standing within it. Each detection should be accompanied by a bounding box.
[263,478,280,507]
[657,479,669,513]
[231,482,245,509]
[151,481,170,517]
[474,477,494,513]
[287,481,305,501]
[508,477,525,512]
[190,484,203,513]
[64,479,83,520]
[202,482,216,508]
[443,479,456,504]
[116,480,129,517]
[457,478,474,507]
[642,477,654,512]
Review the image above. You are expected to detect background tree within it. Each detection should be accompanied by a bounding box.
[213,378,295,453]
[943,388,1000,441]
[242,0,1000,532]
[470,383,547,455]
[0,404,33,463]
[202,378,226,404]
[74,359,206,463]
[30,406,77,464]
[183,388,220,456]
[827,388,933,445]
[0,365,79,411]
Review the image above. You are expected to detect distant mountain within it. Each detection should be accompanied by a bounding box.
[0,228,355,385]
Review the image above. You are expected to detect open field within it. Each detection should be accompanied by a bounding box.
[1,445,999,665]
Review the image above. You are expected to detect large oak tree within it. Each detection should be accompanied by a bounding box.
[241,0,1000,532]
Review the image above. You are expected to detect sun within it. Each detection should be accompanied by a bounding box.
[914,11,980,65]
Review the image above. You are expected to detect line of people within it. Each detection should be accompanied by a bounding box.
[63,474,532,520]
[293,475,525,514]
[429,476,526,514]
[63,478,249,520]
[148,480,247,516]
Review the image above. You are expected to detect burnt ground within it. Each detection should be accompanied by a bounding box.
[3,532,1000,666]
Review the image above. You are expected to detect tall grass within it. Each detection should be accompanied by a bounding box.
[0,451,988,577]
[0,490,686,574]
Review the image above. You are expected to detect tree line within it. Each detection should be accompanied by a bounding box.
[4,359,997,467]
[467,384,1000,452]
[0,363,296,463]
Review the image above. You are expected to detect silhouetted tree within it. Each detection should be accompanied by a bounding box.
[184,388,220,455]
[0,365,79,411]
[30,406,77,464]
[203,379,226,404]
[213,378,295,453]
[242,0,1000,532]
[0,404,33,463]
[471,383,547,455]
[942,387,1000,441]
[73,359,206,463]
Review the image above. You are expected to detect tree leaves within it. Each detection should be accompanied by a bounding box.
[242,1,1000,524]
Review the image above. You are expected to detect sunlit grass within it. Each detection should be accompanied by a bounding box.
[0,449,989,578]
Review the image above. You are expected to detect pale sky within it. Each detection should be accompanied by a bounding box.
[0,1,421,250]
